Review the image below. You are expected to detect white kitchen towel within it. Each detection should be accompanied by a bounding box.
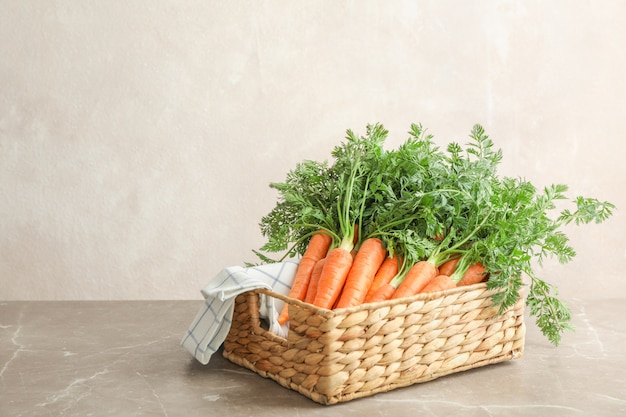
[181,260,299,365]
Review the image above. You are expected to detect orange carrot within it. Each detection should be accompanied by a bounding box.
[277,232,332,324]
[421,274,456,293]
[438,256,460,277]
[364,255,399,303]
[456,261,488,286]
[312,247,354,309]
[366,282,396,303]
[304,257,326,304]
[335,238,387,308]
[391,261,439,299]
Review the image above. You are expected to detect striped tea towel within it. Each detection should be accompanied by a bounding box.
[181,260,299,364]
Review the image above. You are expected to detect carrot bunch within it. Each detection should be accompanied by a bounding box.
[255,122,615,345]
[282,230,490,314]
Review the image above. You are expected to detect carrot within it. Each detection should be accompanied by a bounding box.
[277,232,332,324]
[304,257,326,304]
[438,256,460,277]
[364,255,399,303]
[335,238,387,308]
[420,274,456,293]
[456,261,488,286]
[312,247,354,309]
[391,260,439,299]
[366,282,396,303]
[367,252,428,303]
[426,256,488,294]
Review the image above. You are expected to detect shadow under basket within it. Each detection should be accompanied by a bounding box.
[223,283,526,405]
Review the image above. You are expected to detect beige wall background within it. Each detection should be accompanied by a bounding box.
[1,1,624,301]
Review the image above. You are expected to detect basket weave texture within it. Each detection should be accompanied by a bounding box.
[223,283,525,405]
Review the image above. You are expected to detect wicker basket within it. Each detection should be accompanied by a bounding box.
[223,283,526,405]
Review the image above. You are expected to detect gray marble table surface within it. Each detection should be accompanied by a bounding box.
[1,299,624,416]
